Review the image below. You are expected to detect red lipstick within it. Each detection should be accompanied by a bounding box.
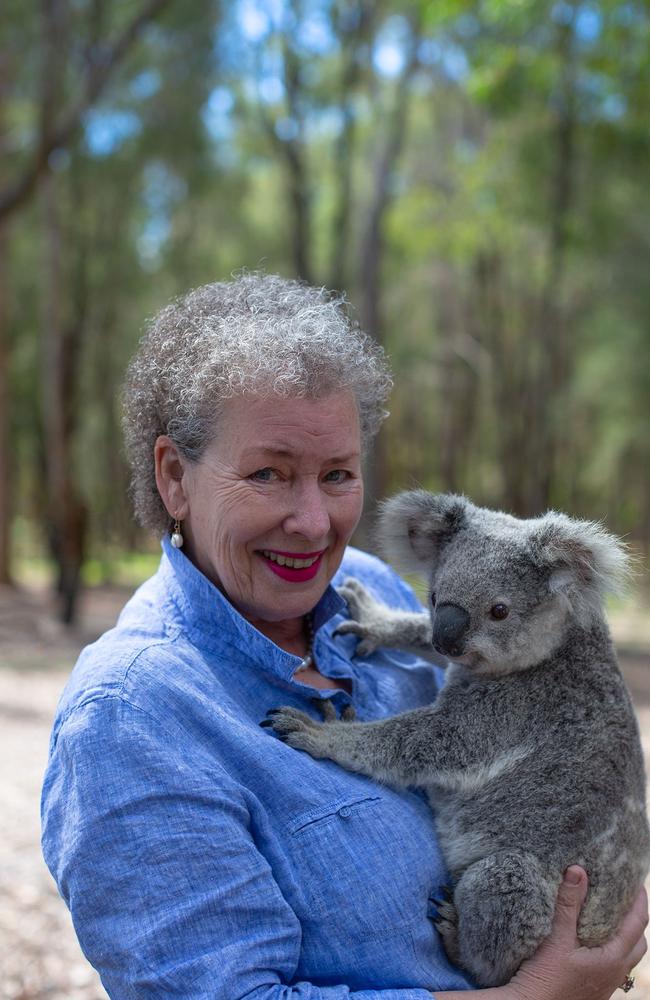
[258,549,325,583]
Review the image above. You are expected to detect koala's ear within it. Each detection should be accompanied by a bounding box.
[376,491,469,574]
[530,512,631,623]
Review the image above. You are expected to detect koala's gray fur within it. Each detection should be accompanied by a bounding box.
[268,491,650,987]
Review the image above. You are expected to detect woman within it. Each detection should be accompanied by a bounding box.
[42,273,646,999]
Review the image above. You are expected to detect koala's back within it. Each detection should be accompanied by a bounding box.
[426,623,650,945]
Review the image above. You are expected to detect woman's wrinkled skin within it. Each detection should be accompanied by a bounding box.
[154,391,363,655]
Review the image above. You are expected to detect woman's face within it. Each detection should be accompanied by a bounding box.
[176,391,364,626]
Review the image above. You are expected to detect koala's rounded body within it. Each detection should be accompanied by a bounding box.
[425,620,649,986]
[268,492,650,987]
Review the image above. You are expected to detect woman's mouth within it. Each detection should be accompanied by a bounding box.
[258,549,325,582]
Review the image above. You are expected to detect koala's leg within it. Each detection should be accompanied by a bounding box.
[264,705,448,786]
[453,852,557,988]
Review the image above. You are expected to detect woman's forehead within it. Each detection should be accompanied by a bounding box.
[204,390,361,461]
[222,392,360,446]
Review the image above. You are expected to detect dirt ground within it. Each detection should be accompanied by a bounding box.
[1,582,650,999]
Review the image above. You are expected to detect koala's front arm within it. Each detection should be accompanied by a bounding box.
[336,578,436,660]
[265,701,477,787]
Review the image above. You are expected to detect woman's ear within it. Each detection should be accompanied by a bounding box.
[154,436,190,521]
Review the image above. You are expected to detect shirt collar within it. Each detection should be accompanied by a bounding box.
[158,536,346,682]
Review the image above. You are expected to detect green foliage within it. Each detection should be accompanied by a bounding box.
[4,0,650,580]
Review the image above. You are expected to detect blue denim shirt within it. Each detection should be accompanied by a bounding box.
[41,539,472,999]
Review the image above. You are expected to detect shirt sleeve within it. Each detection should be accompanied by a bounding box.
[41,695,434,1000]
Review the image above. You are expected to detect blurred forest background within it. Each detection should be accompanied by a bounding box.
[2,0,650,625]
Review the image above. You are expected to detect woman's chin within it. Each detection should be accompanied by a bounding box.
[232,567,328,626]
[255,586,327,623]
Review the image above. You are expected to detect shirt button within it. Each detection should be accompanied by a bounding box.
[338,806,352,819]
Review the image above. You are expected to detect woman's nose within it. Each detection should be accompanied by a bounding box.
[283,482,331,539]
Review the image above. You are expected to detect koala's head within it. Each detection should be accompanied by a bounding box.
[378,491,630,677]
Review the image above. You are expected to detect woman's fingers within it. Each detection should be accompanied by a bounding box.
[549,866,589,945]
[624,887,649,943]
[604,887,649,962]
[508,875,647,1000]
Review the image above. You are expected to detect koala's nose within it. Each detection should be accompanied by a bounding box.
[432,603,470,658]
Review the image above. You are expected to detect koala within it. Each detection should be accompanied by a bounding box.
[267,491,650,987]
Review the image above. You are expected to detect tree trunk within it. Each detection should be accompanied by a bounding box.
[0,220,11,584]
[526,9,578,514]
[255,24,313,284]
[41,168,87,624]
[0,50,13,583]
[280,31,312,283]
[359,19,421,529]
[470,250,529,513]
[328,1,374,292]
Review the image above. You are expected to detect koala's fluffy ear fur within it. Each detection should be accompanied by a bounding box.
[530,512,631,624]
[377,491,469,575]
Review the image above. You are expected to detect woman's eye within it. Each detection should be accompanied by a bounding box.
[250,468,277,482]
[323,469,349,484]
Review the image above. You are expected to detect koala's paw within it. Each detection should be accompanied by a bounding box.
[432,889,460,965]
[335,577,391,656]
[262,707,335,758]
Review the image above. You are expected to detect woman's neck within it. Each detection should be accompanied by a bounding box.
[247,615,309,658]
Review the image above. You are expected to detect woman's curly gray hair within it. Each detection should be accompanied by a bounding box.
[122,272,393,534]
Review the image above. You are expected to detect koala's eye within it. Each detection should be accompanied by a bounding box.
[490,603,509,621]
[430,591,437,607]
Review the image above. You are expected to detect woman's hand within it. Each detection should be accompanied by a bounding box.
[508,866,648,1000]
[433,867,647,1000]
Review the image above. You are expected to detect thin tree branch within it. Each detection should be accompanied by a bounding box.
[0,0,171,221]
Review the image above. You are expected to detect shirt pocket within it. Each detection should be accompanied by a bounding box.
[285,790,435,942]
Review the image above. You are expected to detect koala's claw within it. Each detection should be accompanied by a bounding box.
[312,697,337,722]
[264,706,317,732]
[431,894,460,965]
[334,623,380,657]
[337,577,377,617]
[311,698,356,722]
[335,578,387,656]
[341,703,357,722]
[359,639,383,656]
[429,885,454,909]
[334,620,364,636]
[259,708,284,728]
[263,706,333,757]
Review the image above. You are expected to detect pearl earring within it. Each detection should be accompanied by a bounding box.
[170,518,184,548]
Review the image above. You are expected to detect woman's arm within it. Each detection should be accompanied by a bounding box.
[433,867,648,1000]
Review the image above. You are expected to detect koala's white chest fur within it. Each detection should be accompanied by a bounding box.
[428,742,535,797]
